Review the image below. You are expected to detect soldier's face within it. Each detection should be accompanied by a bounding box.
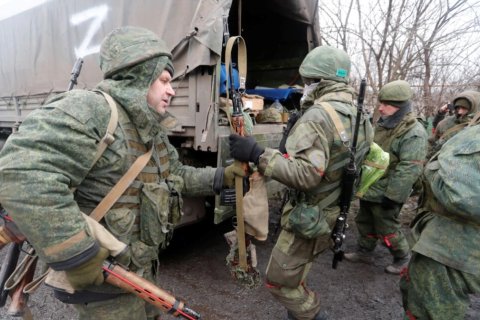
[378,102,400,117]
[455,106,469,118]
[147,70,175,114]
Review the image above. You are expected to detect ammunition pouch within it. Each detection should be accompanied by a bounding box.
[288,202,330,239]
[104,208,136,245]
[139,176,183,249]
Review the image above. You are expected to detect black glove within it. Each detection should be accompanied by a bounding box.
[229,134,264,164]
[381,196,400,209]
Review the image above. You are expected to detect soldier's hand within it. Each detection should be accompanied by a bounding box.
[223,162,246,188]
[229,134,264,164]
[438,104,449,114]
[65,247,109,290]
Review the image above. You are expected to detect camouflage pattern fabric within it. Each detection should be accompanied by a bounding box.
[265,228,330,320]
[377,80,412,105]
[256,107,282,123]
[356,200,409,258]
[0,26,217,316]
[410,124,480,274]
[260,79,373,318]
[401,123,480,319]
[74,290,147,320]
[361,112,427,204]
[400,253,480,320]
[299,46,351,83]
[354,111,426,261]
[428,90,480,157]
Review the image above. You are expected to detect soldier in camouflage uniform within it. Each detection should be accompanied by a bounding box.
[0,26,243,320]
[229,46,373,320]
[400,119,480,320]
[344,80,428,274]
[427,90,480,158]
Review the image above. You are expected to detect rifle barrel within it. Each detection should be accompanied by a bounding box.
[67,58,84,91]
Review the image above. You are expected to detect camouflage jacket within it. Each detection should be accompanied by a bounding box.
[0,87,216,270]
[362,112,427,204]
[411,124,480,275]
[258,81,373,223]
[428,91,480,157]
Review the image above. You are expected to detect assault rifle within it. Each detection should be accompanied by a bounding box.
[67,57,83,91]
[331,79,367,269]
[0,211,201,320]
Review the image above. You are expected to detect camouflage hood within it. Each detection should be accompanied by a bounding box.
[452,90,480,122]
[300,79,354,113]
[96,26,175,144]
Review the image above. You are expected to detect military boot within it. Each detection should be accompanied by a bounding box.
[385,253,411,275]
[287,310,329,320]
[343,247,374,264]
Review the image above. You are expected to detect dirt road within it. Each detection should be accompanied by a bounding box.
[1,198,479,320]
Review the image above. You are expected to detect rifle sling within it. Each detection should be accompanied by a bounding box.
[308,102,351,210]
[89,145,153,221]
[224,36,247,101]
[92,90,119,166]
[89,90,154,221]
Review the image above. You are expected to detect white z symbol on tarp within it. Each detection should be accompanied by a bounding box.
[71,5,109,58]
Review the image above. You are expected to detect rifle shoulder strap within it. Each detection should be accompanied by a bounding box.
[92,90,119,166]
[89,145,153,222]
[439,122,467,140]
[224,36,247,101]
[309,101,351,210]
[314,101,350,145]
[468,111,480,126]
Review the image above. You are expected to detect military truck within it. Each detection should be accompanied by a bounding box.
[0,0,320,225]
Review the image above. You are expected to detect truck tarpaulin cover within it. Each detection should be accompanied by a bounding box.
[0,0,318,98]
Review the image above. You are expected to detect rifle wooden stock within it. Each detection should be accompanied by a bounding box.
[0,216,26,249]
[7,256,37,318]
[102,261,201,320]
[0,242,21,307]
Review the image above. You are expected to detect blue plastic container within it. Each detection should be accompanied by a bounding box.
[220,63,240,94]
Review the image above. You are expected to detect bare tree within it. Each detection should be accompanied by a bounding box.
[319,0,480,119]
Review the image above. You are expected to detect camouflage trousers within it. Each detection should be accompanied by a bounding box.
[265,228,330,320]
[355,200,410,258]
[400,253,480,320]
